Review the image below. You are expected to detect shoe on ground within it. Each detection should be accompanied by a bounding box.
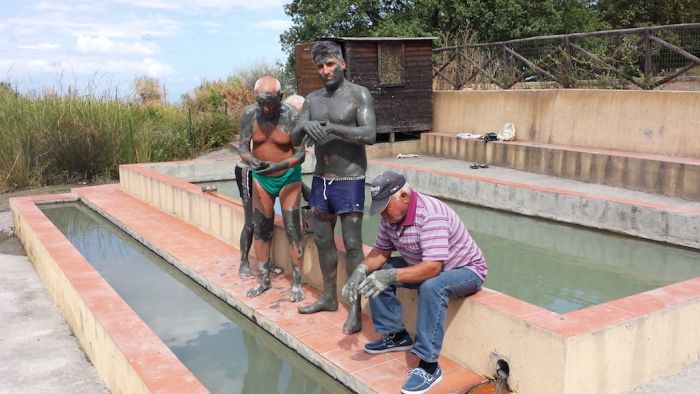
[401,366,443,394]
[364,333,414,354]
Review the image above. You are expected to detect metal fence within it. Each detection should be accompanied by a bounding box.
[433,23,700,90]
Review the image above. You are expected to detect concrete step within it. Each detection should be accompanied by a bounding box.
[421,132,700,201]
[367,155,700,249]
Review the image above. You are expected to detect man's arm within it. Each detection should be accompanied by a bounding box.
[325,86,376,145]
[238,106,264,170]
[295,99,330,146]
[394,260,443,283]
[364,247,392,271]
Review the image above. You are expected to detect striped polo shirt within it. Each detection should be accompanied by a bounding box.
[374,190,487,280]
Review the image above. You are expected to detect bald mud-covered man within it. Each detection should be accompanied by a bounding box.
[239,76,306,302]
[296,40,377,334]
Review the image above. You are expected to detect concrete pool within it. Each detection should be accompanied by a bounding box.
[201,178,700,314]
[11,155,700,394]
[42,202,349,393]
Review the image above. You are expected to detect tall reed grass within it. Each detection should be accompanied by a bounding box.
[0,90,234,192]
[0,61,287,193]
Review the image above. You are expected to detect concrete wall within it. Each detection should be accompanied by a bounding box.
[433,90,700,159]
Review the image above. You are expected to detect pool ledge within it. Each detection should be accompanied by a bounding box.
[115,160,700,394]
[9,194,208,394]
[11,189,487,394]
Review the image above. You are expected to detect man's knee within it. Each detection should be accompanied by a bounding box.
[418,276,443,296]
[253,210,274,242]
[342,233,363,254]
[281,210,302,244]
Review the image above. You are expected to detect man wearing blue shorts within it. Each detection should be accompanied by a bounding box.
[296,40,377,335]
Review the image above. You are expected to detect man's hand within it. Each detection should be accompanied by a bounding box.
[358,269,397,299]
[255,161,288,175]
[304,120,329,142]
[342,264,368,304]
[247,156,267,171]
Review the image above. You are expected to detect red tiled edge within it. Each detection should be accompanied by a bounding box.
[9,194,207,393]
[472,276,700,337]
[71,183,485,394]
[368,159,700,215]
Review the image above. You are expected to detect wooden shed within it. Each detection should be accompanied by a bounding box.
[295,37,435,139]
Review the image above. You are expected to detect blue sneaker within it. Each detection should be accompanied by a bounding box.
[401,366,443,394]
[364,333,414,354]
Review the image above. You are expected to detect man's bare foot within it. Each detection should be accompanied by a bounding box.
[290,285,305,302]
[239,261,254,279]
[298,294,338,314]
[342,301,362,334]
[265,261,283,275]
[246,271,270,297]
[246,282,271,297]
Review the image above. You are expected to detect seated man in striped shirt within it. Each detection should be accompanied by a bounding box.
[342,170,488,394]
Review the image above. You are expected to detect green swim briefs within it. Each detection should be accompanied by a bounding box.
[252,165,302,198]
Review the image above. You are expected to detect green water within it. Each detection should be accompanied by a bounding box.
[42,203,349,394]
[205,179,700,314]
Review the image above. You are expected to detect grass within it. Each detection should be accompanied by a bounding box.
[0,90,236,193]
[0,61,292,193]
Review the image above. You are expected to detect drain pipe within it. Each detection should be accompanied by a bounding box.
[495,359,511,392]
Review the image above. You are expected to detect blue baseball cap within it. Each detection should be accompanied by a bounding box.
[369,171,406,215]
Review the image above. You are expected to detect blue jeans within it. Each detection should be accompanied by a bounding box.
[369,256,483,362]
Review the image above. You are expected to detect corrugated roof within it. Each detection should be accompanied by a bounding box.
[323,36,437,41]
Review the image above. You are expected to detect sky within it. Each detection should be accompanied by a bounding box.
[0,0,293,102]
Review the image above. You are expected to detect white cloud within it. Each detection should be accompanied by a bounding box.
[34,0,104,14]
[116,0,183,10]
[76,34,155,55]
[186,0,285,11]
[142,58,175,77]
[17,43,60,50]
[249,19,292,31]
[0,59,61,79]
[0,57,174,79]
[91,18,182,39]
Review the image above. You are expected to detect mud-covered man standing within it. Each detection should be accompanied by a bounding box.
[239,76,306,302]
[296,40,376,334]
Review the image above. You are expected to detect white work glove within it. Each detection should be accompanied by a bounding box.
[341,264,368,304]
[358,269,397,299]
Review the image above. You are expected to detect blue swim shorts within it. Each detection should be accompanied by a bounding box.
[309,176,365,215]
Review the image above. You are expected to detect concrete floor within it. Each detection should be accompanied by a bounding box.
[0,210,108,394]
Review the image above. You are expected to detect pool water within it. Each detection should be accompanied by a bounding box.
[42,203,349,394]
[203,179,700,314]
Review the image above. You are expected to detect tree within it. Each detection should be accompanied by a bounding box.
[280,0,603,80]
[133,76,162,103]
[596,0,700,29]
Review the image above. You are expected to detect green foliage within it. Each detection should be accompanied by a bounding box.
[281,0,603,50]
[0,61,287,192]
[0,93,192,192]
[280,0,605,78]
[596,0,700,29]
